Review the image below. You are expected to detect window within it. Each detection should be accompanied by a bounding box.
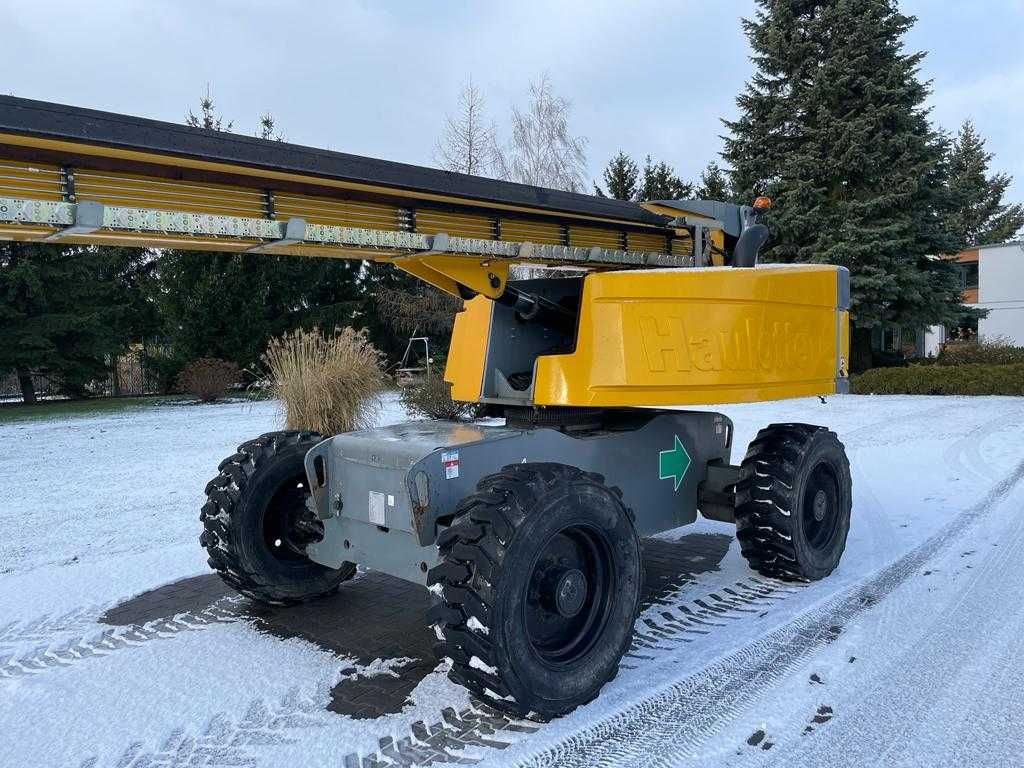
[872,325,902,353]
[946,315,978,342]
[881,326,901,353]
[960,263,979,289]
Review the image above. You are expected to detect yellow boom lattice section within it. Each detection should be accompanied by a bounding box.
[415,209,494,239]
[671,235,694,258]
[500,218,563,246]
[0,160,64,200]
[0,103,695,275]
[274,192,407,231]
[627,231,669,253]
[73,170,266,218]
[569,225,623,250]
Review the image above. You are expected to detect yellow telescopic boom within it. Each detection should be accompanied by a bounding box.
[0,96,724,299]
[0,96,849,406]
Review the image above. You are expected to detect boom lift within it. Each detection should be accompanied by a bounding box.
[0,97,852,718]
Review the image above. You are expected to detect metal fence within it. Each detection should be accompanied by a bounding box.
[0,349,161,403]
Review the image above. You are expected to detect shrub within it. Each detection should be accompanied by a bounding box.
[937,338,1024,367]
[176,358,241,402]
[144,348,188,394]
[400,371,475,421]
[851,363,1024,396]
[260,327,386,435]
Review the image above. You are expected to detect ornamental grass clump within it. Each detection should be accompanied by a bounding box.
[261,327,386,435]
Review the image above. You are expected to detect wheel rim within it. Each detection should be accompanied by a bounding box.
[262,473,324,562]
[523,524,616,667]
[801,462,840,551]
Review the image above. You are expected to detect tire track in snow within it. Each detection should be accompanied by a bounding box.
[498,456,1024,768]
[0,596,244,680]
[0,606,100,647]
[840,401,955,447]
[625,577,801,665]
[940,403,1024,484]
[76,576,801,768]
[88,689,541,768]
[337,578,801,767]
[340,703,541,768]
[745,471,1024,768]
[78,687,328,768]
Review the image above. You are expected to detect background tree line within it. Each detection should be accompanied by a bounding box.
[3,0,1022,402]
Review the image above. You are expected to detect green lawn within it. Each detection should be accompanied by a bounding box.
[0,395,185,424]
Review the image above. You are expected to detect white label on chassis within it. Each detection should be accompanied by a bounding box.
[442,450,460,479]
[368,491,387,525]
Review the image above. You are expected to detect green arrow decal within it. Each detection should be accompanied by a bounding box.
[659,435,691,492]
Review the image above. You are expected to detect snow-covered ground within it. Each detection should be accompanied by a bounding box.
[2,393,1023,767]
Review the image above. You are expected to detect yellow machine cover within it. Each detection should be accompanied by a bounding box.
[449,264,850,407]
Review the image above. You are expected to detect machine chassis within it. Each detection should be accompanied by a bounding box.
[302,409,734,585]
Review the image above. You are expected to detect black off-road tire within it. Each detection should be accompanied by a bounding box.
[200,430,356,605]
[735,423,852,581]
[427,463,643,720]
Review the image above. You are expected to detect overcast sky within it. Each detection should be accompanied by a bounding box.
[4,1,1022,200]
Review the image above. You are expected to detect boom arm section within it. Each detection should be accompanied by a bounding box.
[0,96,711,299]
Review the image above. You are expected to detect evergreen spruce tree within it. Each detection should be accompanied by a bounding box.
[696,162,731,201]
[155,252,363,371]
[257,112,284,141]
[946,120,1024,247]
[639,155,693,201]
[722,0,968,369]
[595,151,640,200]
[186,85,233,132]
[0,242,152,402]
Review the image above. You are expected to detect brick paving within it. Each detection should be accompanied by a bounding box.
[101,531,731,719]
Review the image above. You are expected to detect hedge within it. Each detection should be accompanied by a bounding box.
[851,363,1024,396]
[937,341,1024,367]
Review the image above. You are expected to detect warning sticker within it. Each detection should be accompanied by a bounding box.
[368,491,386,525]
[441,450,460,480]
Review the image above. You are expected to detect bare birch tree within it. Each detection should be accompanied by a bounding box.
[497,74,588,192]
[435,79,500,176]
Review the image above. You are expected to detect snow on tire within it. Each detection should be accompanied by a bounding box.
[427,462,643,720]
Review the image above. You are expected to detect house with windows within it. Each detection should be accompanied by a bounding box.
[921,240,1024,356]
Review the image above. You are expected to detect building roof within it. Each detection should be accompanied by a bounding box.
[977,239,1024,251]
[948,249,979,263]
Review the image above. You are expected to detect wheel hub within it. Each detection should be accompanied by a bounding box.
[264,476,324,561]
[812,489,828,521]
[554,569,588,618]
[802,462,841,552]
[524,525,615,667]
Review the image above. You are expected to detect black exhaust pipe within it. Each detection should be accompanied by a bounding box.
[732,223,769,268]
